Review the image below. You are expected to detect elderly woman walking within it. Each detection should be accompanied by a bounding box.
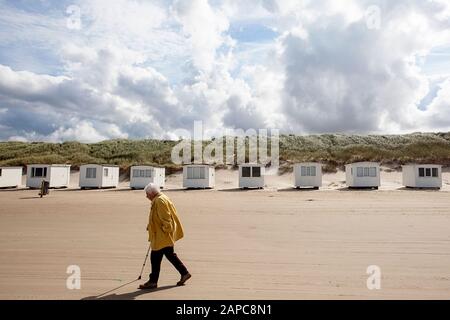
[139,183,191,290]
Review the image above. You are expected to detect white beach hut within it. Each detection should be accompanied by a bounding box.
[0,167,22,188]
[294,163,322,189]
[26,164,71,189]
[79,164,119,189]
[345,162,380,189]
[239,163,265,189]
[183,165,215,189]
[402,164,442,189]
[130,166,165,189]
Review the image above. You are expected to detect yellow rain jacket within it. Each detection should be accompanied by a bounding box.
[147,193,184,251]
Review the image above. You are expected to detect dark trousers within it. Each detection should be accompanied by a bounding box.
[149,246,189,283]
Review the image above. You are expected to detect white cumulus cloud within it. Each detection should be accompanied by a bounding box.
[0,0,449,142]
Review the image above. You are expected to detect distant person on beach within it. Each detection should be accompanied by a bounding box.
[139,183,191,290]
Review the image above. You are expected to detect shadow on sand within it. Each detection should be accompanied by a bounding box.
[277,187,319,192]
[0,188,29,192]
[102,188,135,192]
[82,280,178,300]
[217,187,264,192]
[164,188,214,192]
[337,187,379,191]
[52,188,86,192]
[56,188,129,192]
[396,186,441,191]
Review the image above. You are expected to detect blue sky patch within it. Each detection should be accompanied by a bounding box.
[229,23,279,43]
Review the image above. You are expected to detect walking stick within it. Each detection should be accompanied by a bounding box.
[92,245,151,298]
[138,244,151,280]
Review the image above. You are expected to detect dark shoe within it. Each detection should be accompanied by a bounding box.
[177,273,192,286]
[139,280,157,290]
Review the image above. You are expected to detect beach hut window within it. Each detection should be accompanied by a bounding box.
[86,168,96,179]
[357,167,377,177]
[418,167,438,178]
[432,168,438,177]
[198,168,206,179]
[104,168,109,177]
[252,167,261,177]
[187,167,205,179]
[419,168,425,177]
[133,169,153,178]
[32,167,47,178]
[0,168,2,176]
[242,167,251,177]
[301,166,316,176]
[357,167,364,177]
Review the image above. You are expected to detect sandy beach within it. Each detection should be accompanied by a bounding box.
[0,169,449,300]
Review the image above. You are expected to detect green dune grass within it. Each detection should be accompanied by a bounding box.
[1,132,450,174]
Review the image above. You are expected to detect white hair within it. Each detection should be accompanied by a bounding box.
[144,183,161,195]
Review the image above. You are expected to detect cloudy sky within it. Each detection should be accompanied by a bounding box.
[0,0,449,142]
